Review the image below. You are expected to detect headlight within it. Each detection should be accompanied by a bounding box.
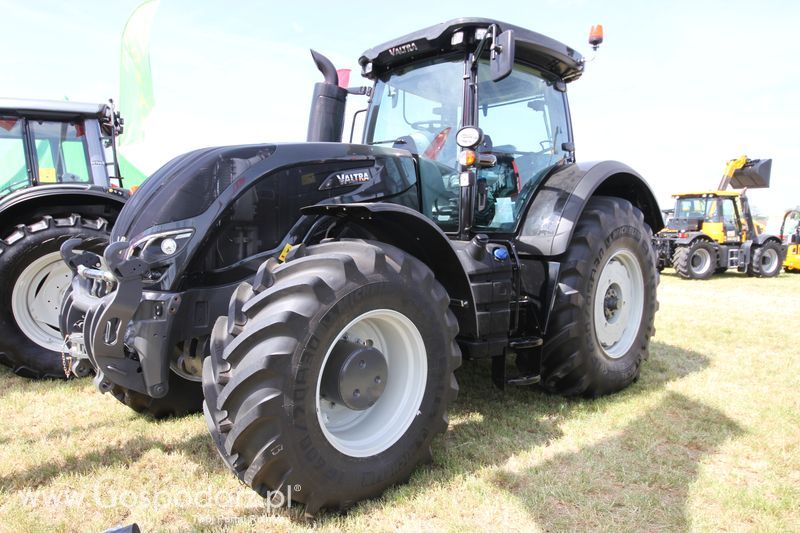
[160,238,178,255]
[125,229,194,260]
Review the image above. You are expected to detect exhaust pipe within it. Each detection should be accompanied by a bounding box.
[306,49,347,142]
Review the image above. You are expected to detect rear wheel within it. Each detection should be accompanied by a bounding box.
[0,215,109,379]
[749,241,782,278]
[539,196,658,397]
[203,240,460,515]
[673,240,716,280]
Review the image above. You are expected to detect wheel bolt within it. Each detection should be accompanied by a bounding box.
[353,389,360,398]
[374,376,382,384]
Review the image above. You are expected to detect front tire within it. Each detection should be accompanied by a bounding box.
[108,373,204,419]
[203,240,460,514]
[0,215,109,379]
[540,196,658,397]
[673,240,716,280]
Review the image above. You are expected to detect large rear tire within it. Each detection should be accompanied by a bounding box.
[203,240,460,515]
[539,196,658,397]
[0,215,109,379]
[673,240,716,280]
[749,241,782,278]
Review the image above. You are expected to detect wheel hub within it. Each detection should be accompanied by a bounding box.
[320,338,388,410]
[603,285,622,320]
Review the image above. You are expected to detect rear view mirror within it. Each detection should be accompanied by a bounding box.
[490,30,515,82]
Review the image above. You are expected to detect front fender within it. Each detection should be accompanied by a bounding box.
[516,161,662,256]
[302,202,479,336]
[675,232,711,246]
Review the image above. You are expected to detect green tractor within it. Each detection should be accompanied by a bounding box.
[0,98,127,378]
[61,19,662,513]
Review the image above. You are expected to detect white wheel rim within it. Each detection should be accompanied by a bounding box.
[593,249,645,359]
[316,309,427,457]
[690,247,712,275]
[761,248,779,273]
[11,251,72,351]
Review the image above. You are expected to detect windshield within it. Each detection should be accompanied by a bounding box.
[675,197,717,221]
[366,57,464,232]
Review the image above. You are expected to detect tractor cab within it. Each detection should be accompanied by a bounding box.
[358,18,581,236]
[665,191,745,244]
[0,98,124,197]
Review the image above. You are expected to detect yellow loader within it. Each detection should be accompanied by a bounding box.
[653,156,784,279]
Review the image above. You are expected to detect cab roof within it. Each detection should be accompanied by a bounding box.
[0,98,111,119]
[359,17,584,82]
[672,191,741,198]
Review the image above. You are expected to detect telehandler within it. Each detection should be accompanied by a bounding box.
[654,156,783,279]
[61,18,662,512]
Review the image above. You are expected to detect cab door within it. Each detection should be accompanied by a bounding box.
[473,61,572,233]
[720,196,742,243]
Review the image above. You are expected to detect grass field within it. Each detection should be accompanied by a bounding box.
[1,272,799,532]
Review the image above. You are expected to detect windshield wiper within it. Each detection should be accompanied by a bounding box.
[368,138,407,146]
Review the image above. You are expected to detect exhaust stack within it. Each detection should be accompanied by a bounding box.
[306,50,347,142]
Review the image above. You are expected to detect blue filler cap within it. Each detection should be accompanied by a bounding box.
[493,247,509,261]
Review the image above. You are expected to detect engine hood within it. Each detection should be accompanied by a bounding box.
[110,142,418,290]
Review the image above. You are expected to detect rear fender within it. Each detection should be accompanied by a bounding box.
[0,185,126,230]
[516,161,662,256]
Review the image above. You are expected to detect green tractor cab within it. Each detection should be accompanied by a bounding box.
[0,98,128,378]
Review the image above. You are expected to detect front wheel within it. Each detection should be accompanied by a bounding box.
[540,196,658,397]
[673,240,716,280]
[203,240,460,514]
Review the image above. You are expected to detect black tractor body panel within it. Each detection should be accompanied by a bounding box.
[515,160,663,256]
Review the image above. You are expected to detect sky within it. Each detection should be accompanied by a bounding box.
[1,0,798,217]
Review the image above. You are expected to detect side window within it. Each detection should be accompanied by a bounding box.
[29,120,91,183]
[475,62,571,231]
[0,117,29,193]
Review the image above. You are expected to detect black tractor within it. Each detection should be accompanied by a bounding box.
[61,19,662,513]
[0,98,127,378]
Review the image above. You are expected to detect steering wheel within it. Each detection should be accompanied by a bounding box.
[410,120,446,133]
[0,179,30,196]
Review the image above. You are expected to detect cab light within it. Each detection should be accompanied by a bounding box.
[589,24,604,50]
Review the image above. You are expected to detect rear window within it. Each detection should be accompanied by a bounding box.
[29,119,91,183]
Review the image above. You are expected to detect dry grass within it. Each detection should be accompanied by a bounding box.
[1,272,799,532]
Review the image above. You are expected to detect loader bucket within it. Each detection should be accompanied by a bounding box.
[731,158,771,189]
